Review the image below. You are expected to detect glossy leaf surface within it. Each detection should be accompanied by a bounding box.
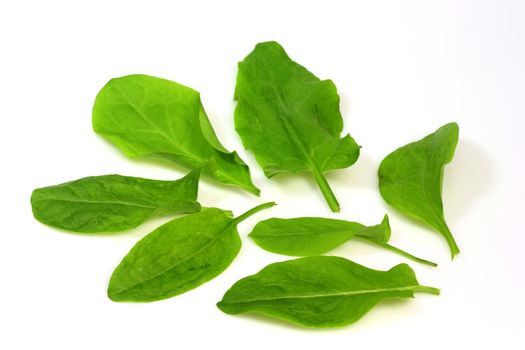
[93,74,259,195]
[379,122,460,257]
[218,256,439,328]
[234,42,360,211]
[249,215,436,267]
[108,202,275,302]
[31,170,200,233]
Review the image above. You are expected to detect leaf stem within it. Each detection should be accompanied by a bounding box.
[234,202,276,224]
[269,101,340,212]
[414,286,441,295]
[362,239,438,267]
[310,166,340,212]
[438,222,460,259]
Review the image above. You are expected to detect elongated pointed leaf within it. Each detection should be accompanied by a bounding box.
[31,170,201,233]
[378,122,459,257]
[250,215,389,255]
[217,256,439,328]
[93,74,259,195]
[249,215,436,267]
[234,42,360,211]
[108,202,275,302]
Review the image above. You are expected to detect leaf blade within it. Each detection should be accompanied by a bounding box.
[234,42,360,211]
[31,170,201,233]
[108,203,274,302]
[249,216,366,256]
[108,208,239,302]
[93,74,259,195]
[378,122,460,257]
[217,256,438,328]
[249,214,436,266]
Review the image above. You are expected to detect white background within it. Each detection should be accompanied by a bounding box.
[1,1,524,349]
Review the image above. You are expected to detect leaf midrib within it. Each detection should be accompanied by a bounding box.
[111,219,236,297]
[404,135,447,231]
[224,285,420,304]
[113,84,179,146]
[253,228,355,238]
[272,87,316,162]
[112,84,207,163]
[37,197,157,209]
[253,56,321,172]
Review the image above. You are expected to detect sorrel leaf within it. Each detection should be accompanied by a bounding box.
[93,74,259,195]
[378,122,460,257]
[249,215,436,267]
[217,256,439,328]
[108,202,275,302]
[234,42,360,211]
[31,170,201,233]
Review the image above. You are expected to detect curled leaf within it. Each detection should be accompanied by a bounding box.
[93,74,259,195]
[379,122,460,257]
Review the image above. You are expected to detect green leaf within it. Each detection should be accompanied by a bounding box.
[217,256,439,328]
[249,215,436,267]
[92,74,260,195]
[30,170,201,233]
[378,122,460,257]
[234,41,360,212]
[108,202,275,302]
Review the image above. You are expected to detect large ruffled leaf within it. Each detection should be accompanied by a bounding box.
[234,42,360,211]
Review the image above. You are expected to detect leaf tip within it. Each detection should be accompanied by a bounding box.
[107,286,120,302]
[444,121,459,131]
[249,186,262,196]
[381,213,390,228]
[216,300,232,314]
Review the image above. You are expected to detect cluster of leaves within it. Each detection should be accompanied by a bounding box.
[30,41,460,328]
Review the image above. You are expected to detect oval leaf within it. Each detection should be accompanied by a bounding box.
[217,256,439,328]
[250,216,388,255]
[234,41,360,211]
[108,202,275,302]
[93,74,259,195]
[378,122,460,257]
[31,170,201,233]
